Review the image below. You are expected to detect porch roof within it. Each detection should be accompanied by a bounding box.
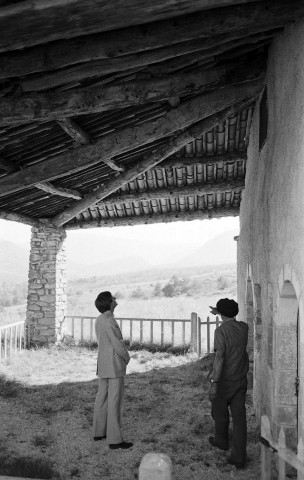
[0,1,302,230]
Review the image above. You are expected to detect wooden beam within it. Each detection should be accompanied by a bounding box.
[0,156,17,172]
[35,182,83,200]
[0,19,276,81]
[65,206,240,229]
[0,78,263,197]
[102,159,125,172]
[156,152,246,169]
[0,65,238,125]
[52,94,257,227]
[98,180,245,206]
[0,0,266,53]
[57,118,91,145]
[17,32,270,93]
[0,209,40,226]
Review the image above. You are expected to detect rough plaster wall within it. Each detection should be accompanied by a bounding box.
[237,19,304,443]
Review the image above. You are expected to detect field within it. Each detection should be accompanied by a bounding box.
[0,345,262,480]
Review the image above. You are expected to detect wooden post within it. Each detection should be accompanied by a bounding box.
[171,321,174,346]
[139,453,172,480]
[191,312,198,353]
[90,319,93,341]
[206,316,211,353]
[80,318,84,342]
[140,320,144,343]
[130,320,133,345]
[278,427,286,480]
[161,320,164,345]
[261,415,272,480]
[197,317,201,356]
[150,321,153,344]
[297,437,304,480]
[182,321,185,345]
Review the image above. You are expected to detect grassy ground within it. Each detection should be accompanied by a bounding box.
[0,346,261,480]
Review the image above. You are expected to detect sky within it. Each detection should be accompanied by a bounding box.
[0,216,239,247]
[0,216,239,266]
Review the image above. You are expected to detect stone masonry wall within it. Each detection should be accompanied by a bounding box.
[26,224,67,345]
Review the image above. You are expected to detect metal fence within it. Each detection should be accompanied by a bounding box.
[0,321,26,362]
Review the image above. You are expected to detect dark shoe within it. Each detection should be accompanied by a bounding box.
[109,441,133,450]
[94,436,106,441]
[227,458,246,470]
[208,436,229,451]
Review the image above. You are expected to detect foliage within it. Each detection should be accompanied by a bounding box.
[152,282,163,297]
[124,340,191,355]
[130,286,147,299]
[217,276,230,290]
[161,275,200,297]
[0,282,27,308]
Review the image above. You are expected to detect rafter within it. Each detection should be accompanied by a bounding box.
[0,22,276,81]
[0,62,264,125]
[65,206,240,230]
[156,153,246,169]
[57,119,91,145]
[0,209,40,227]
[35,182,83,200]
[0,0,266,53]
[97,180,245,206]
[17,33,269,93]
[0,156,17,173]
[0,78,263,198]
[52,95,257,227]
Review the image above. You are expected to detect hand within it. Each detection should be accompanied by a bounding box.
[209,382,218,401]
[209,306,218,315]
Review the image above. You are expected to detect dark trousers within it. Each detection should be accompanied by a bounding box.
[211,378,247,464]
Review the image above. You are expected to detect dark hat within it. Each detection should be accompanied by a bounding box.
[216,298,239,318]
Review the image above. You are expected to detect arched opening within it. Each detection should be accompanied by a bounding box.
[275,280,299,450]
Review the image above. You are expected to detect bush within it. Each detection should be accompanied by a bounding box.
[130,286,147,299]
[125,340,191,355]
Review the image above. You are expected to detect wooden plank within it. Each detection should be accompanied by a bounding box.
[0,64,260,125]
[157,152,247,169]
[0,156,17,172]
[99,180,245,206]
[0,209,40,226]
[52,86,260,227]
[0,79,262,197]
[57,118,91,145]
[0,20,276,80]
[35,181,83,200]
[17,34,268,93]
[0,0,267,53]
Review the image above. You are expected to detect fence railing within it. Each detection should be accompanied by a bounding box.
[64,313,221,354]
[0,321,26,363]
[260,414,304,479]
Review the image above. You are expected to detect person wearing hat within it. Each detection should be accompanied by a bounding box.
[208,298,249,469]
[93,291,133,450]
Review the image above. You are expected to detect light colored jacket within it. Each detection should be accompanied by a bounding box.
[95,311,130,378]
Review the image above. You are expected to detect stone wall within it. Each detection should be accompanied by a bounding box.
[26,224,67,345]
[237,18,304,447]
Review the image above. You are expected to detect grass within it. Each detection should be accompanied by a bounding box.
[0,345,263,480]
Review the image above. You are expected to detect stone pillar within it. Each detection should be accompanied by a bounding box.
[26,223,67,345]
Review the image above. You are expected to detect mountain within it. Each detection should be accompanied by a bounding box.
[0,239,30,284]
[67,256,152,279]
[176,229,238,267]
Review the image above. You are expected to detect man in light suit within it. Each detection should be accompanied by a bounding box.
[93,291,133,450]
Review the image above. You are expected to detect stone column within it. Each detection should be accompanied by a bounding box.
[26,223,67,345]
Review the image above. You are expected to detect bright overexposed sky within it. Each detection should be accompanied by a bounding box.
[0,216,239,247]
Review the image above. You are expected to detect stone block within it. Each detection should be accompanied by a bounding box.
[277,405,297,425]
[30,312,44,319]
[39,295,56,303]
[38,318,55,326]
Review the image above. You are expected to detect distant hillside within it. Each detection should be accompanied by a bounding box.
[176,229,238,267]
[67,256,152,280]
[0,239,30,284]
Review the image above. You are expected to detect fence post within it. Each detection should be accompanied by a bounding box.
[191,312,198,353]
[261,415,272,480]
[297,437,304,480]
[139,453,172,480]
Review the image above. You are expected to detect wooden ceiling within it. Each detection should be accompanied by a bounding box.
[0,0,302,230]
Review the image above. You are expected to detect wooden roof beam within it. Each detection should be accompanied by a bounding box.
[155,152,246,169]
[65,206,240,230]
[17,33,270,93]
[0,209,40,227]
[98,180,245,206]
[0,156,17,173]
[0,0,267,53]
[57,118,91,145]
[34,182,83,200]
[0,62,264,125]
[0,78,263,198]
[52,94,258,227]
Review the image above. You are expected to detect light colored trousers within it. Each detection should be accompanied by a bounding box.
[93,377,124,444]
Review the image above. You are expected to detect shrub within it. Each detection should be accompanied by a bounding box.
[126,341,191,355]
